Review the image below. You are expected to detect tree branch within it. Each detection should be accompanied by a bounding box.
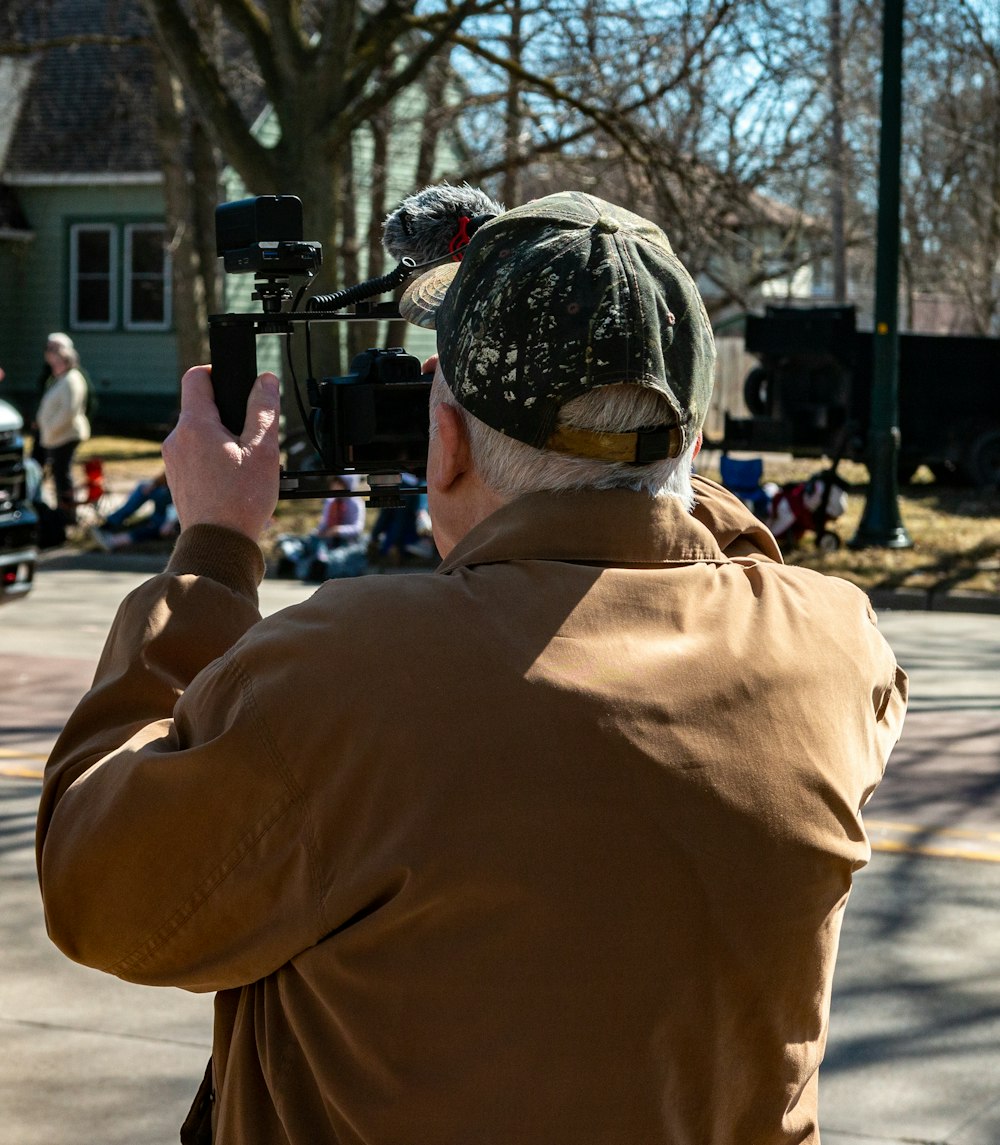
[208,0,284,104]
[139,0,277,189]
[0,33,150,53]
[260,0,310,90]
[332,1,490,134]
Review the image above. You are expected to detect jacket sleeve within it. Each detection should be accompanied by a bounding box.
[36,525,326,992]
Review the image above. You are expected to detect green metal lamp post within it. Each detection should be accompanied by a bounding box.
[850,0,913,549]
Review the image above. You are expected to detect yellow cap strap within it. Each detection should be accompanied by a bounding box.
[545,424,683,463]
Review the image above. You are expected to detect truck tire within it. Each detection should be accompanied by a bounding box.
[965,427,1000,488]
[743,367,772,416]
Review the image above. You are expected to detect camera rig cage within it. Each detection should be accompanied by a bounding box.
[210,194,453,507]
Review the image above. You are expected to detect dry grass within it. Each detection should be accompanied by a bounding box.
[699,451,1000,597]
[79,436,163,483]
[78,437,1000,596]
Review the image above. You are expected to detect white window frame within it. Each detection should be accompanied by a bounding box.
[124,223,172,331]
[69,223,118,331]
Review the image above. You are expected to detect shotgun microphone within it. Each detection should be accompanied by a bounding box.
[382,183,505,266]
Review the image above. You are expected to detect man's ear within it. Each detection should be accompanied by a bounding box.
[693,432,703,461]
[429,402,471,493]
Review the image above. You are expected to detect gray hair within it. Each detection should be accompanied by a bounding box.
[431,372,697,507]
[46,332,79,369]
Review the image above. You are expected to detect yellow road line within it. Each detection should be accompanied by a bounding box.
[872,839,1000,864]
[0,766,44,780]
[867,818,1000,844]
[868,820,1000,863]
[0,747,48,779]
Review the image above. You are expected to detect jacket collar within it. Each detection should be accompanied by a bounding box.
[438,486,731,574]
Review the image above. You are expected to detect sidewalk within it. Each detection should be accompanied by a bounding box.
[2,563,999,1143]
[821,608,1000,1144]
[0,805,212,1145]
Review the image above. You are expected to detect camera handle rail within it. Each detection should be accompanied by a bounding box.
[209,305,430,509]
[210,191,500,505]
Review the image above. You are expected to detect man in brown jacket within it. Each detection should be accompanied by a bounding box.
[38,192,907,1145]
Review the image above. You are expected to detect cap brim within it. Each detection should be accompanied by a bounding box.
[399,263,461,329]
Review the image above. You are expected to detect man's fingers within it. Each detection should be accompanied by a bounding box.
[163,367,281,540]
[177,366,278,449]
[241,372,281,448]
[178,366,223,424]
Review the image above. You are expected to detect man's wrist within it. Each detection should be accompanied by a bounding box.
[167,524,266,601]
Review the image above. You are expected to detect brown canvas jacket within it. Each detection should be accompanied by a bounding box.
[37,475,907,1145]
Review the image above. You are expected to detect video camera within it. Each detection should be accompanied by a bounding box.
[210,195,436,506]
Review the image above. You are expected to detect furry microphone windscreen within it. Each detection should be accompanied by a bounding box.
[383,183,505,265]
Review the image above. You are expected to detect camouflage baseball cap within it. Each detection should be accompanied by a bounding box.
[400,191,716,462]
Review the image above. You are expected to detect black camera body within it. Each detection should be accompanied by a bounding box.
[209,195,431,504]
[311,347,432,476]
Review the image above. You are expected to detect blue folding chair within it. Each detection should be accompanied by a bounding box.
[719,455,771,519]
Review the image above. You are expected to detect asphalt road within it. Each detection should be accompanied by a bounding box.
[1,559,999,1143]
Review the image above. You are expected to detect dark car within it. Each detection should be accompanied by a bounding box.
[0,397,38,601]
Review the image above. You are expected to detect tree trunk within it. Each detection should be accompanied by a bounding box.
[414,53,451,189]
[191,117,220,315]
[153,55,209,395]
[828,0,848,303]
[286,151,348,426]
[502,0,524,207]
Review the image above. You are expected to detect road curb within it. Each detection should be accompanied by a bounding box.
[868,587,1000,614]
[36,546,170,574]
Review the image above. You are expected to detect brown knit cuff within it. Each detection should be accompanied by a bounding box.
[166,524,266,603]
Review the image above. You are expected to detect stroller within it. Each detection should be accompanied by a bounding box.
[719,454,849,551]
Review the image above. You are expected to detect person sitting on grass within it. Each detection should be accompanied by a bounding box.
[91,470,177,551]
[274,474,368,581]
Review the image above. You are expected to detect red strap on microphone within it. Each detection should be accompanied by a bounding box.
[449,216,472,260]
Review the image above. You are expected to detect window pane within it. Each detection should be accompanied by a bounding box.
[131,278,164,323]
[77,280,111,323]
[131,230,165,275]
[72,226,114,328]
[77,230,111,274]
[126,226,169,327]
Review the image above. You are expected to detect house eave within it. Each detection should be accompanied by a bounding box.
[3,172,163,187]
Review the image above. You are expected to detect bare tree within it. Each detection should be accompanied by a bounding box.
[444,0,839,316]
[138,1,504,297]
[5,0,996,356]
[900,0,1000,334]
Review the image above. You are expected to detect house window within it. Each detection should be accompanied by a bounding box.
[125,224,172,330]
[68,222,173,332]
[70,224,118,330]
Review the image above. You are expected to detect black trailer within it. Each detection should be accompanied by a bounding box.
[719,305,1000,487]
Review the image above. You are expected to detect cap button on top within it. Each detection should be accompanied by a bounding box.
[594,216,620,233]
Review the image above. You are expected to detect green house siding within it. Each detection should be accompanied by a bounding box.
[0,181,178,432]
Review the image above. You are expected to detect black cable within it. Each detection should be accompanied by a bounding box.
[306,257,417,312]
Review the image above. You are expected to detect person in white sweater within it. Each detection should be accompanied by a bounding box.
[35,332,91,522]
